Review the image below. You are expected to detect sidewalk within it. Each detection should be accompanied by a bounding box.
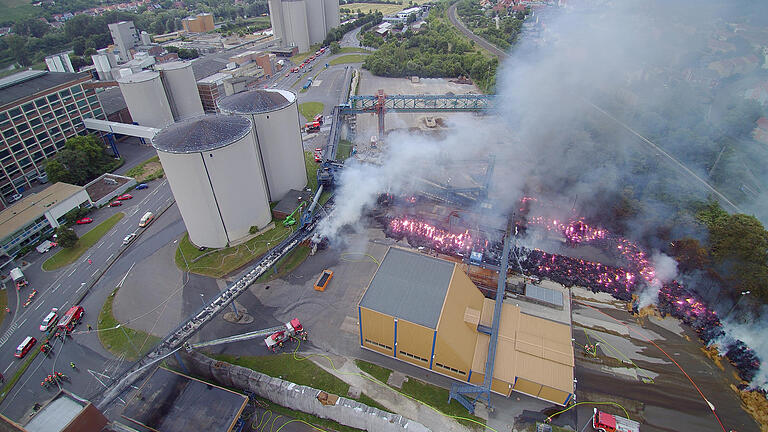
[309,352,474,432]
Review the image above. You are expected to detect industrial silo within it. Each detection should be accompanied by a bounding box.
[153,115,271,248]
[117,71,174,128]
[156,61,204,121]
[323,0,340,32]
[282,0,310,52]
[218,89,308,202]
[305,0,327,45]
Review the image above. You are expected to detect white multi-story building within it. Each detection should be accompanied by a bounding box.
[108,21,141,62]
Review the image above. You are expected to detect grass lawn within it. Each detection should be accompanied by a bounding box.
[343,2,410,15]
[98,286,161,361]
[42,213,125,271]
[174,223,293,278]
[255,244,311,283]
[339,47,372,54]
[304,151,320,191]
[298,102,324,122]
[354,359,392,384]
[293,43,323,64]
[354,359,485,428]
[125,155,164,182]
[400,376,486,428]
[0,349,39,404]
[330,54,368,66]
[212,353,351,396]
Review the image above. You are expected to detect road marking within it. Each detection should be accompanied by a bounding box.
[51,283,60,293]
[67,268,76,277]
[17,318,26,328]
[0,322,19,346]
[34,301,44,311]
[96,242,103,249]
[76,283,86,293]
[91,270,99,278]
[3,362,12,373]
[107,254,114,261]
[107,242,114,249]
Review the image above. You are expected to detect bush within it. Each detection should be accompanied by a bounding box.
[55,226,78,248]
[249,226,260,234]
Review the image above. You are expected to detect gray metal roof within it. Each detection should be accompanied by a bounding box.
[217,89,292,114]
[0,71,87,108]
[360,247,454,329]
[152,114,252,154]
[96,87,127,115]
[525,284,564,308]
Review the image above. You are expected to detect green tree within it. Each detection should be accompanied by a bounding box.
[5,35,30,66]
[45,159,70,184]
[330,41,341,54]
[55,226,78,248]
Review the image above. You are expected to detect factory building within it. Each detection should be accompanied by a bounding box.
[358,247,575,406]
[268,0,340,53]
[44,53,75,74]
[182,13,215,33]
[153,115,271,248]
[116,71,174,128]
[0,70,104,205]
[108,21,141,62]
[217,89,307,202]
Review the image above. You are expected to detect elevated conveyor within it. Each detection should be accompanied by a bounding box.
[83,118,160,139]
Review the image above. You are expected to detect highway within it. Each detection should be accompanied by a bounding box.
[0,179,178,420]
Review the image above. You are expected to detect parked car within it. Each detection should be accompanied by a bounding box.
[135,183,148,190]
[75,217,93,224]
[117,194,132,200]
[122,233,136,246]
[314,152,322,162]
[39,308,59,332]
[8,193,22,203]
[109,201,122,207]
[285,72,290,77]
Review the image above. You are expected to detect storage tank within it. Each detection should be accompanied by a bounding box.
[117,71,173,128]
[305,0,327,45]
[323,0,340,32]
[282,0,310,52]
[268,0,285,47]
[153,115,271,248]
[156,61,204,121]
[218,89,308,202]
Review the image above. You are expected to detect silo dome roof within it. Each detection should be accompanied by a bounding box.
[152,114,252,154]
[116,70,160,84]
[217,89,294,114]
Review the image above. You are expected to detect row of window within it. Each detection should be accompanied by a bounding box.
[0,215,49,249]
[364,338,393,351]
[0,86,86,120]
[398,350,428,363]
[434,362,467,376]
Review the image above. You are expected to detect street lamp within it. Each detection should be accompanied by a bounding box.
[725,291,750,321]
[200,293,205,309]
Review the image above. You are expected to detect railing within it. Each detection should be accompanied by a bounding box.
[345,94,495,113]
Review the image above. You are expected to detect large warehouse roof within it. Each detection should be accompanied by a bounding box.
[0,71,88,108]
[152,114,252,154]
[217,89,293,114]
[359,247,454,329]
[0,183,85,240]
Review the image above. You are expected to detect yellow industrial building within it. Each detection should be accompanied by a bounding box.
[358,247,575,405]
[182,13,215,33]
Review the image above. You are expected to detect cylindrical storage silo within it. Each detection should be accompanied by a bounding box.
[323,0,340,32]
[268,0,285,47]
[153,115,271,248]
[305,0,327,45]
[117,71,174,128]
[282,0,310,52]
[156,61,205,121]
[218,89,308,202]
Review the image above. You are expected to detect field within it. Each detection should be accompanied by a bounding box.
[342,2,408,15]
[0,0,38,21]
[330,54,368,65]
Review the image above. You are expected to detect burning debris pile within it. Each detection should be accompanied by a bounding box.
[384,214,762,385]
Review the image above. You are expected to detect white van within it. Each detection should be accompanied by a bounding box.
[139,212,154,228]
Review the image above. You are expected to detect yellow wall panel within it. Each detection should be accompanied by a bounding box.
[360,307,395,357]
[491,378,512,397]
[433,267,485,377]
[538,386,571,406]
[513,378,542,397]
[396,319,433,367]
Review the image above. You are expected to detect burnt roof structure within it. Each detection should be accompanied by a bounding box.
[152,114,252,154]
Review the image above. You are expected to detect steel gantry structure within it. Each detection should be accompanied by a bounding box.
[340,90,495,139]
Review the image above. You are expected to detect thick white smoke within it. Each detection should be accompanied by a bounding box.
[637,252,678,308]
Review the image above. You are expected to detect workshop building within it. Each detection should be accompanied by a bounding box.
[358,247,574,405]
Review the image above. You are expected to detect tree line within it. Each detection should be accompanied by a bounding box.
[323,11,383,46]
[456,0,527,50]
[45,135,121,186]
[361,15,498,92]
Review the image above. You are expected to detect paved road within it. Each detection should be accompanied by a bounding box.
[447,3,507,60]
[0,179,177,421]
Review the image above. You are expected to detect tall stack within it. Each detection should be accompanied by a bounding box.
[217,89,307,202]
[268,0,340,52]
[153,115,271,248]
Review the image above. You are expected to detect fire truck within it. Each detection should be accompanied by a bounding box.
[592,408,640,432]
[264,318,308,352]
[304,121,321,132]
